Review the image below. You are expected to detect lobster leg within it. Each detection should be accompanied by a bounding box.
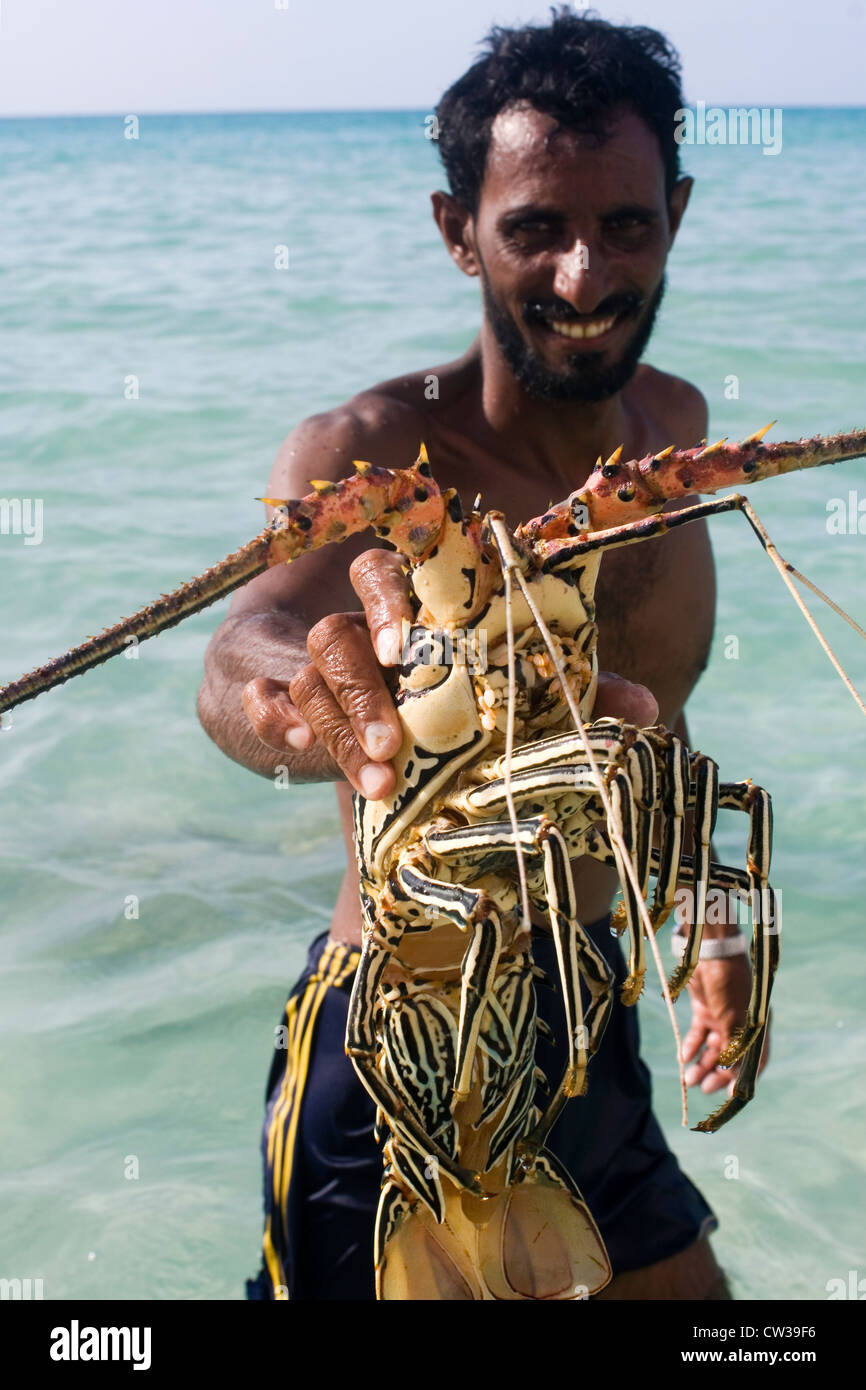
[604,768,646,1006]
[427,816,614,1107]
[667,751,720,999]
[455,766,602,823]
[520,836,616,1159]
[581,773,777,1134]
[640,729,692,930]
[450,722,656,1005]
[394,862,504,1104]
[607,733,658,950]
[660,805,776,1098]
[533,819,614,1093]
[345,902,482,1195]
[695,780,777,1132]
[370,828,616,1303]
[463,723,629,787]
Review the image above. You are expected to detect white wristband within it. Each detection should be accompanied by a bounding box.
[671,931,748,960]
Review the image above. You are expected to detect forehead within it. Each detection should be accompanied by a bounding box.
[479,102,666,209]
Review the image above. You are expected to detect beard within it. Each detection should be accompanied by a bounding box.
[479,268,667,404]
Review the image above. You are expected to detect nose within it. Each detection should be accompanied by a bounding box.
[552,238,609,315]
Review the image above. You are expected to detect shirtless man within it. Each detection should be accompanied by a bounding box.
[198,15,762,1299]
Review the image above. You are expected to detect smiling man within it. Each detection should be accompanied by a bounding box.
[199,10,759,1300]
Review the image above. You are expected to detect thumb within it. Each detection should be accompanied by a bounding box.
[242,676,313,752]
[593,672,659,726]
[680,1017,707,1065]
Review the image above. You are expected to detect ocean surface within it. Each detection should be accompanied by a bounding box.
[0,110,864,1301]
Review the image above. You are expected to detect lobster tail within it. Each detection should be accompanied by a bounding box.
[375,1154,611,1301]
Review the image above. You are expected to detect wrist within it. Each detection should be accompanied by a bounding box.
[674,921,742,940]
[671,930,747,961]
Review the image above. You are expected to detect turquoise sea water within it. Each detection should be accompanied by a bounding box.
[0,110,864,1301]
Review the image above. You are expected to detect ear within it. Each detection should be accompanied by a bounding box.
[431,190,480,278]
[666,176,693,245]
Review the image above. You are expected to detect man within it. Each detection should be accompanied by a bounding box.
[198,11,762,1299]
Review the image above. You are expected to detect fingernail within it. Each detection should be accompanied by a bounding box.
[286,723,313,750]
[364,721,396,758]
[359,763,391,799]
[376,628,402,666]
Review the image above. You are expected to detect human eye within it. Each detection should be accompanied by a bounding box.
[503,214,561,246]
[604,211,656,245]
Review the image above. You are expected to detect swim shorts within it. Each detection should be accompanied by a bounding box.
[246,917,717,1300]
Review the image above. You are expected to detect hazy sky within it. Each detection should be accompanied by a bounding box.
[0,0,863,116]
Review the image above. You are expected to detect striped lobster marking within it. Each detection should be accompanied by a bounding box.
[1,427,864,1300]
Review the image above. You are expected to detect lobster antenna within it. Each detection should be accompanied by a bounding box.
[489,519,688,1125]
[791,569,866,640]
[740,498,866,719]
[501,550,533,934]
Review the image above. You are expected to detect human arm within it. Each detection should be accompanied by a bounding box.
[197,404,419,795]
[197,402,662,794]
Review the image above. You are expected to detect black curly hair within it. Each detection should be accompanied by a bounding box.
[435,7,686,211]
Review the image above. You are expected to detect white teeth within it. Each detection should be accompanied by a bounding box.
[548,315,615,340]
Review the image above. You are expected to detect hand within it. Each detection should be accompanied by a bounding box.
[681,953,771,1095]
[240,558,661,798]
[241,549,411,798]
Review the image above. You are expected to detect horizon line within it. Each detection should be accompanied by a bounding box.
[1,102,864,121]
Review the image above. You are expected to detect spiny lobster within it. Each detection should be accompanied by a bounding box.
[2,426,865,1301]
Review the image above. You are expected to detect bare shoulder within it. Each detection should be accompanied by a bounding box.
[227,387,432,623]
[631,364,709,450]
[269,386,431,497]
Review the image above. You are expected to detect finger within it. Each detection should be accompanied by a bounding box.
[289,661,396,799]
[594,672,659,726]
[306,612,403,761]
[350,549,413,666]
[684,1039,739,1094]
[702,1064,735,1095]
[685,1033,724,1087]
[680,1020,708,1066]
[242,677,314,753]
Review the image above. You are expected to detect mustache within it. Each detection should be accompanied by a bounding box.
[523,291,645,325]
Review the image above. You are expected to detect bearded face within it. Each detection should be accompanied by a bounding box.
[464,104,686,405]
[479,266,667,403]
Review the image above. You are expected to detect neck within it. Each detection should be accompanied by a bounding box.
[472,321,631,482]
